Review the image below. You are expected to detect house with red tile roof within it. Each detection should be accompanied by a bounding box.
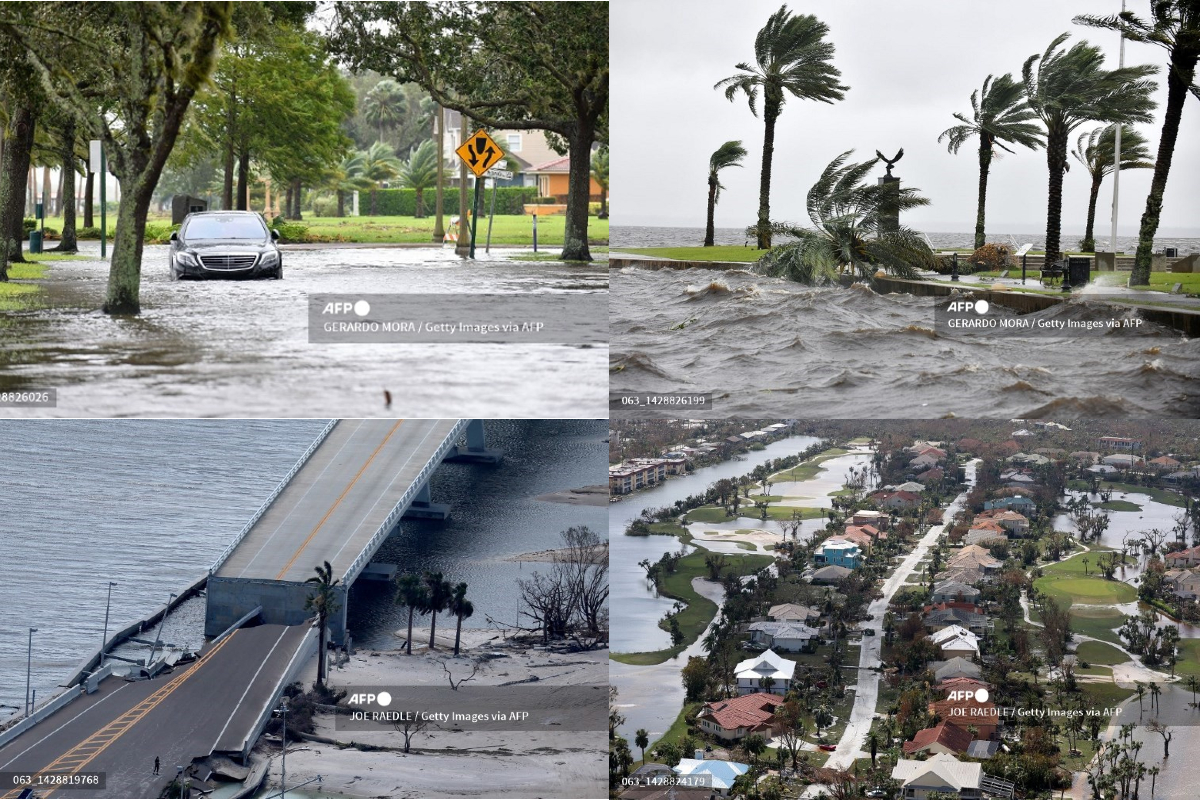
[696,693,785,742]
[1165,547,1200,568]
[870,490,922,511]
[928,697,1000,741]
[902,720,974,756]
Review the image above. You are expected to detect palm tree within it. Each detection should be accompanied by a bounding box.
[755,150,938,284]
[1076,3,1200,285]
[329,151,371,219]
[360,140,402,216]
[394,573,428,655]
[714,5,848,249]
[635,728,649,764]
[423,571,453,649]
[362,79,406,144]
[448,582,474,656]
[396,140,446,218]
[1071,124,1154,251]
[304,561,340,691]
[1021,32,1158,266]
[704,140,747,247]
[591,147,609,220]
[938,74,1044,249]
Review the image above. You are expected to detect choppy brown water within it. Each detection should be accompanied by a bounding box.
[610,267,1200,418]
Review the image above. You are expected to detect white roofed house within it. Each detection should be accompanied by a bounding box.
[929,625,980,659]
[746,621,818,653]
[734,648,796,695]
[891,753,984,800]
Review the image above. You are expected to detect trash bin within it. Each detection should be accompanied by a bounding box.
[1067,256,1090,287]
[28,230,42,254]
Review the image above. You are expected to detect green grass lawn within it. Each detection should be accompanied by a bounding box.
[611,549,775,666]
[770,448,852,483]
[0,260,50,311]
[1098,500,1143,512]
[1172,639,1200,677]
[1093,271,1200,294]
[616,245,764,263]
[684,505,824,525]
[1067,480,1186,508]
[1068,606,1125,645]
[1034,553,1136,607]
[1076,640,1127,665]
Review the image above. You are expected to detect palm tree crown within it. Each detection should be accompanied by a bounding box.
[1022,32,1158,265]
[939,73,1044,248]
[1075,2,1200,284]
[363,79,406,143]
[304,560,340,690]
[755,150,936,285]
[704,140,747,247]
[1072,124,1154,252]
[714,5,848,249]
[396,140,447,217]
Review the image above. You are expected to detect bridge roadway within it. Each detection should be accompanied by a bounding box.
[0,624,310,799]
[215,418,462,583]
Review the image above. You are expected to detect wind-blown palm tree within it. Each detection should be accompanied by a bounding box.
[1071,124,1154,251]
[360,140,403,216]
[591,147,609,220]
[1021,33,1158,266]
[423,571,453,649]
[704,140,747,247]
[755,150,937,284]
[363,79,406,144]
[714,5,848,249]
[394,573,428,655]
[1075,2,1200,285]
[304,561,340,691]
[938,74,1044,248]
[448,581,474,656]
[329,151,371,218]
[396,140,447,218]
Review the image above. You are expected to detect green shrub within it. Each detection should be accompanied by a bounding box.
[22,218,36,233]
[273,221,313,243]
[532,196,558,205]
[366,186,538,216]
[75,226,103,239]
[143,223,180,244]
[970,242,1013,272]
[312,196,340,217]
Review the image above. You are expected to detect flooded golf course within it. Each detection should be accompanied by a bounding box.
[0,243,607,417]
[610,266,1200,418]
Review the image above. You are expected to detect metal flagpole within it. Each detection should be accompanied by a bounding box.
[1109,0,1126,255]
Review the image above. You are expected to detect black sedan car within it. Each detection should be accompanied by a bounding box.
[169,211,282,279]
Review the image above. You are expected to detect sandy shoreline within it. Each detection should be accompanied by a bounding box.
[505,541,609,564]
[255,626,607,798]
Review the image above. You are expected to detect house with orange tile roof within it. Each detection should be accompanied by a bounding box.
[902,720,974,756]
[696,693,785,742]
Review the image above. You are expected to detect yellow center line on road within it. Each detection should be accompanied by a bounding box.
[3,631,240,799]
[274,419,405,580]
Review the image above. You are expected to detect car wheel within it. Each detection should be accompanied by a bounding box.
[272,263,283,279]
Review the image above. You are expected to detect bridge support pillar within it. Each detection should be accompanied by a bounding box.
[403,480,451,520]
[447,419,503,464]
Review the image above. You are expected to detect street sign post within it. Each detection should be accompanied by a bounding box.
[89,140,107,258]
[455,129,503,259]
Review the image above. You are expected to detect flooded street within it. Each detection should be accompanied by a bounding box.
[0,244,607,417]
[610,266,1200,418]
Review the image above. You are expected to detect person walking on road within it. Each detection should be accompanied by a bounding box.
[153,756,160,775]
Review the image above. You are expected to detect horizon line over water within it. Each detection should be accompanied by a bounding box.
[613,225,1200,254]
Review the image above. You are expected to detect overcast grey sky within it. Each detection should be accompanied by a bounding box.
[611,0,1200,238]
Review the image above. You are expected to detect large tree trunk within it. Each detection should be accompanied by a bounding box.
[54,120,78,252]
[704,173,718,247]
[42,166,51,216]
[1130,50,1195,287]
[290,178,302,220]
[104,177,155,314]
[236,148,249,210]
[433,105,445,241]
[336,188,345,218]
[560,122,594,262]
[1081,174,1101,254]
[415,188,425,218]
[1043,130,1068,267]
[222,92,235,210]
[84,171,94,228]
[757,100,780,250]
[0,104,36,275]
[974,139,993,250]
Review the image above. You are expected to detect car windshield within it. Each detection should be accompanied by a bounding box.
[184,215,267,240]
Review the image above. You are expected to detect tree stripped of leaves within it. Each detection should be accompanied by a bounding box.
[327,1,608,262]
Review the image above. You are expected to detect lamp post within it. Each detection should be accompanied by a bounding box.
[275,699,289,799]
[25,627,38,717]
[147,593,177,667]
[101,582,118,667]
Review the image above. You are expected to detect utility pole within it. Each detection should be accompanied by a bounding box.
[101,582,117,667]
[1109,0,1126,256]
[433,105,445,242]
[25,627,38,717]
